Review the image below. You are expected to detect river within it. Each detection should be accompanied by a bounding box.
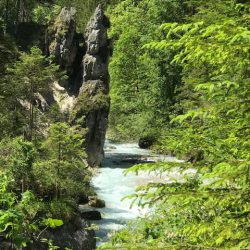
[91,140,181,246]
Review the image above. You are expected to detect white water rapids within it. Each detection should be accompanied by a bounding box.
[91,140,184,245]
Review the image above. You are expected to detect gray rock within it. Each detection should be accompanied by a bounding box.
[84,6,108,55]
[74,5,110,167]
[45,5,110,167]
[47,7,78,77]
[83,54,108,81]
[138,136,155,149]
[80,210,102,220]
[88,196,106,208]
[85,107,109,166]
[34,216,96,250]
[0,241,12,250]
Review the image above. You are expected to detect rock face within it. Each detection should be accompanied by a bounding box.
[47,7,84,93]
[47,7,77,75]
[46,5,110,167]
[75,5,110,167]
[34,216,96,250]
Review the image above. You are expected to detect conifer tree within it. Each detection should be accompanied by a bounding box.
[7,47,60,140]
[34,122,90,199]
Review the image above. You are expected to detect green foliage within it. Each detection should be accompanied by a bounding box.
[0,0,39,33]
[0,137,38,194]
[45,199,76,222]
[0,175,63,249]
[101,0,250,249]
[0,2,98,248]
[33,122,91,199]
[107,0,185,141]
[41,238,72,250]
[75,85,110,115]
[6,137,37,193]
[43,218,64,228]
[32,4,62,25]
[2,46,61,140]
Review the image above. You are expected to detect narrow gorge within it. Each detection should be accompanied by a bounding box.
[0,1,249,249]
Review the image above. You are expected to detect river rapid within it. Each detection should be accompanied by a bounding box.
[91,140,183,245]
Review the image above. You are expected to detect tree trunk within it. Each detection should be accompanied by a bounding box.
[21,178,24,193]
[29,82,34,141]
[56,140,62,199]
[29,101,34,141]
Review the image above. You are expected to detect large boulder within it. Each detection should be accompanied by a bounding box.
[138,136,155,149]
[88,196,106,208]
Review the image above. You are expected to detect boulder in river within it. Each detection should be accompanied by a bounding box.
[88,196,106,208]
[138,136,155,149]
[80,210,102,220]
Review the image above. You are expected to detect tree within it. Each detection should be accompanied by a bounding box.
[34,122,90,199]
[0,137,38,193]
[0,0,38,33]
[11,138,37,193]
[107,0,186,141]
[6,47,60,141]
[0,175,64,249]
[100,0,250,249]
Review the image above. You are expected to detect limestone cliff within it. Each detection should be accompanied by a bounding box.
[45,6,110,167]
[15,6,110,165]
[80,5,110,167]
[73,5,110,167]
[46,7,84,95]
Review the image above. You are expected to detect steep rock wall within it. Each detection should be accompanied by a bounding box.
[46,7,84,94]
[80,5,110,167]
[72,5,110,167]
[46,6,110,167]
